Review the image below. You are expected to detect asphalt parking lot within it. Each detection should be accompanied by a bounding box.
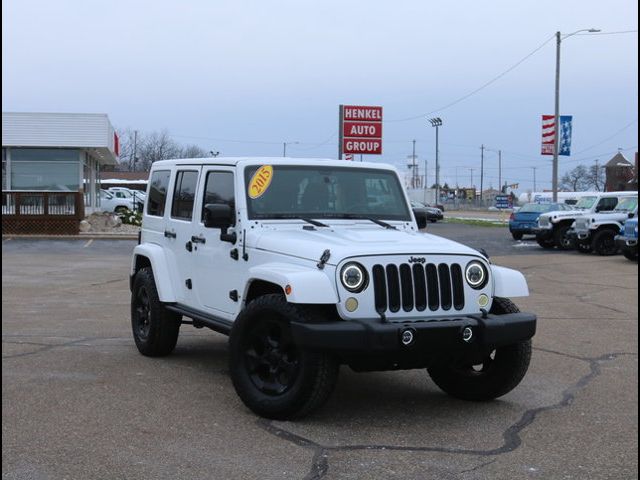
[2,227,638,480]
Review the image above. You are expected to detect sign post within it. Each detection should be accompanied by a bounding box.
[339,105,383,159]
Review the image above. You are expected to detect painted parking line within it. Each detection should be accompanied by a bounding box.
[83,239,94,248]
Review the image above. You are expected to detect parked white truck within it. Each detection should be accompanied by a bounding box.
[571,196,638,255]
[534,191,636,250]
[130,158,537,419]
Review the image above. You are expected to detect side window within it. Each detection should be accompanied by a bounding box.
[171,170,199,220]
[147,170,171,217]
[202,171,235,222]
[597,197,618,212]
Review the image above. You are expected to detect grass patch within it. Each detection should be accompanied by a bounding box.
[444,217,507,227]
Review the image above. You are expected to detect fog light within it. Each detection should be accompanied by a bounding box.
[477,294,489,308]
[345,297,358,312]
[401,328,415,346]
[462,327,473,343]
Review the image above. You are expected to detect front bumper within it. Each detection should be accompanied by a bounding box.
[291,312,536,353]
[615,235,638,250]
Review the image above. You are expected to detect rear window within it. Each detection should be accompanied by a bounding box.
[519,203,554,213]
[171,170,199,220]
[146,170,171,217]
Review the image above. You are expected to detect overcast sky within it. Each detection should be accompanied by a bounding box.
[2,0,638,191]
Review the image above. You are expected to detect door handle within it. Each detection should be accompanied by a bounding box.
[185,241,193,252]
[191,235,206,244]
[164,230,177,239]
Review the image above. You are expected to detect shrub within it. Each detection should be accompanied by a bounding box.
[117,208,143,226]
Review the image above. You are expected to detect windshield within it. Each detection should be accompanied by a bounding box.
[614,197,638,212]
[245,165,412,221]
[575,196,597,209]
[519,203,558,213]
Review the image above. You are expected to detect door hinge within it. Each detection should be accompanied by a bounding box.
[229,290,238,302]
[230,248,239,260]
[185,279,192,289]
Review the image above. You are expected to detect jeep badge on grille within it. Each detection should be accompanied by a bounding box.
[408,256,426,264]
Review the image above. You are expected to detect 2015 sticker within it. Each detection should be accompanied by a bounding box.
[248,165,273,199]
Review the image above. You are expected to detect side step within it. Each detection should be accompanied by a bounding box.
[166,304,233,336]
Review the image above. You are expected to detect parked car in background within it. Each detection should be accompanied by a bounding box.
[107,187,146,208]
[534,191,635,250]
[100,189,139,213]
[410,201,444,223]
[572,196,638,255]
[509,202,572,240]
[616,217,638,261]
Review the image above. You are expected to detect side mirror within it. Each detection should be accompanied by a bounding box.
[594,207,601,213]
[628,212,635,219]
[204,203,236,243]
[413,209,427,229]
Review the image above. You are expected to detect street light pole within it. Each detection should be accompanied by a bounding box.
[552,28,600,202]
[428,118,442,203]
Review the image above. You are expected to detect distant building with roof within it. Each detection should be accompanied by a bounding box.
[604,152,636,192]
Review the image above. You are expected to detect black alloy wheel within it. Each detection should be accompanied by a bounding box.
[133,286,152,340]
[593,229,619,256]
[243,318,300,396]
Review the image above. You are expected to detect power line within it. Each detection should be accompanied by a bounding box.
[576,29,638,36]
[572,119,638,155]
[387,34,556,122]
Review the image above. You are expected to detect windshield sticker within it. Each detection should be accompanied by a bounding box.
[248,165,274,199]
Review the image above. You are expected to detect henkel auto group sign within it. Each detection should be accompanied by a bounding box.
[339,105,383,156]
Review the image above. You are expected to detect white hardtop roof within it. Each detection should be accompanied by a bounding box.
[151,156,397,171]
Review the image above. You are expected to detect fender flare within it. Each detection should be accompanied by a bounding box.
[491,265,530,298]
[246,263,338,304]
[131,244,175,302]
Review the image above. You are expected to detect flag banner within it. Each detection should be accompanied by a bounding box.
[541,115,572,156]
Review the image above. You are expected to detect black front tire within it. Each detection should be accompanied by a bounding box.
[622,248,638,261]
[592,229,619,256]
[229,294,339,419]
[554,224,574,250]
[536,234,555,249]
[427,297,532,401]
[511,231,524,241]
[131,267,181,356]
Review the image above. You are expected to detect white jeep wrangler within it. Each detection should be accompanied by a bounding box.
[130,158,537,419]
[571,196,638,255]
[534,192,634,250]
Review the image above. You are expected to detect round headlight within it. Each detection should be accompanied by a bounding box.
[465,261,488,289]
[340,262,368,292]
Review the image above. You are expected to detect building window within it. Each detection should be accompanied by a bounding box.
[10,148,80,191]
[2,148,7,190]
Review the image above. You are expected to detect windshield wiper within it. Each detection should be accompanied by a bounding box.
[300,217,330,227]
[340,214,397,230]
[268,214,329,227]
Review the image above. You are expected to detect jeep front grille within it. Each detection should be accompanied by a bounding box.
[372,262,465,314]
[575,218,589,230]
[625,222,638,238]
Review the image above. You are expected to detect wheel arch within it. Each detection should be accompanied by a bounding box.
[130,244,176,302]
[491,265,530,298]
[245,263,339,305]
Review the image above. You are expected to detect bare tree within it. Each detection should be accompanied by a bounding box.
[179,144,210,158]
[587,164,606,191]
[560,165,590,191]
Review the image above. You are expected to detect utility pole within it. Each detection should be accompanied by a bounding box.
[552,31,561,202]
[131,130,138,172]
[498,150,502,192]
[470,168,474,186]
[480,144,485,204]
[532,167,537,192]
[595,159,600,191]
[412,139,417,188]
[428,118,442,202]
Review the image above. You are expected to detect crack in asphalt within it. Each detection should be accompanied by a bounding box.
[257,349,634,479]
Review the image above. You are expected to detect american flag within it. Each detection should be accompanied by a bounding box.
[541,115,572,156]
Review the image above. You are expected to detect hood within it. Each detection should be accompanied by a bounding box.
[540,209,585,220]
[249,224,480,264]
